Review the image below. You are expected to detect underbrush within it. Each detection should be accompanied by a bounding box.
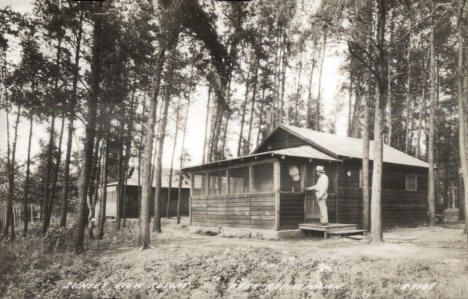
[1,222,468,298]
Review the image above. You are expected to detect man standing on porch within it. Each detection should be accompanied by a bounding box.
[306,166,329,225]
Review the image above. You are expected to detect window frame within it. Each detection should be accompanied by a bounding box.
[405,175,418,192]
[227,165,250,195]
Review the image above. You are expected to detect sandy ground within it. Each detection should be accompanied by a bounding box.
[102,218,468,272]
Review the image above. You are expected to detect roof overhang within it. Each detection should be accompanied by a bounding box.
[182,145,341,172]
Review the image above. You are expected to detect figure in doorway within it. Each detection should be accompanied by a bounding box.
[305,165,329,225]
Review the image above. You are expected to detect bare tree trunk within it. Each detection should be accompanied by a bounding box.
[237,56,251,157]
[246,56,260,154]
[458,0,468,237]
[428,20,437,226]
[116,118,124,230]
[23,115,33,236]
[306,39,317,129]
[3,105,20,240]
[177,99,192,224]
[316,29,328,131]
[167,98,181,218]
[256,91,266,146]
[61,10,83,228]
[42,114,56,228]
[140,46,166,248]
[137,94,147,219]
[98,139,109,239]
[362,89,370,231]
[279,31,287,125]
[122,86,136,227]
[348,71,353,137]
[153,88,170,233]
[370,0,387,243]
[202,84,211,164]
[42,114,65,234]
[74,9,102,252]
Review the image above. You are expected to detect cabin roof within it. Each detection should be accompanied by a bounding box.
[253,124,429,168]
[183,145,341,171]
[107,167,190,188]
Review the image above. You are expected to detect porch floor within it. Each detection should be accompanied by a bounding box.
[298,223,367,239]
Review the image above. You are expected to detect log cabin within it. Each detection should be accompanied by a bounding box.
[182,124,429,234]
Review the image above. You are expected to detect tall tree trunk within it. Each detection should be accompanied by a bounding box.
[306,39,317,129]
[385,16,393,145]
[279,30,287,125]
[237,56,251,157]
[139,46,166,248]
[137,94,147,219]
[98,139,109,239]
[404,4,412,153]
[246,56,260,154]
[3,105,20,240]
[362,89,370,231]
[122,85,136,227]
[23,115,33,236]
[348,71,354,137]
[42,114,65,234]
[167,97,180,218]
[457,0,468,238]
[61,10,84,227]
[316,29,328,131]
[256,91,266,146]
[42,114,56,227]
[427,19,437,226]
[370,0,387,243]
[153,88,171,232]
[202,84,211,164]
[177,96,192,225]
[116,117,125,230]
[74,8,102,252]
[416,52,428,159]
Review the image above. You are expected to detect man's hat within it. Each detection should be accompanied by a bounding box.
[316,165,325,172]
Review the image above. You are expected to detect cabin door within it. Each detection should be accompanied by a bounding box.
[304,163,320,221]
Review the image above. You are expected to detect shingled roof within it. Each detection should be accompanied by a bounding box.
[253,124,429,168]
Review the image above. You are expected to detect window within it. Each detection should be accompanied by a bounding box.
[252,163,273,192]
[193,174,206,196]
[208,171,227,195]
[228,167,249,194]
[405,175,418,191]
[281,163,302,192]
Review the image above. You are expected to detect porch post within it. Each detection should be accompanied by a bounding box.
[274,160,281,231]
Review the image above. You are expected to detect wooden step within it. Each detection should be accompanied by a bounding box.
[299,223,357,232]
[326,229,367,236]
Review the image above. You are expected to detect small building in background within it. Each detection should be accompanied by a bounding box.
[103,168,190,219]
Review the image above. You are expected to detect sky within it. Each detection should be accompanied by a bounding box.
[0,0,348,171]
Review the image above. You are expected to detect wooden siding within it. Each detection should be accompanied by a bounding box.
[338,160,428,227]
[256,129,308,152]
[105,186,190,218]
[279,192,336,229]
[191,193,275,229]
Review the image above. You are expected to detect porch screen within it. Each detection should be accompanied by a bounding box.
[252,163,273,192]
[193,174,206,196]
[228,167,249,194]
[208,171,227,195]
[281,163,302,192]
